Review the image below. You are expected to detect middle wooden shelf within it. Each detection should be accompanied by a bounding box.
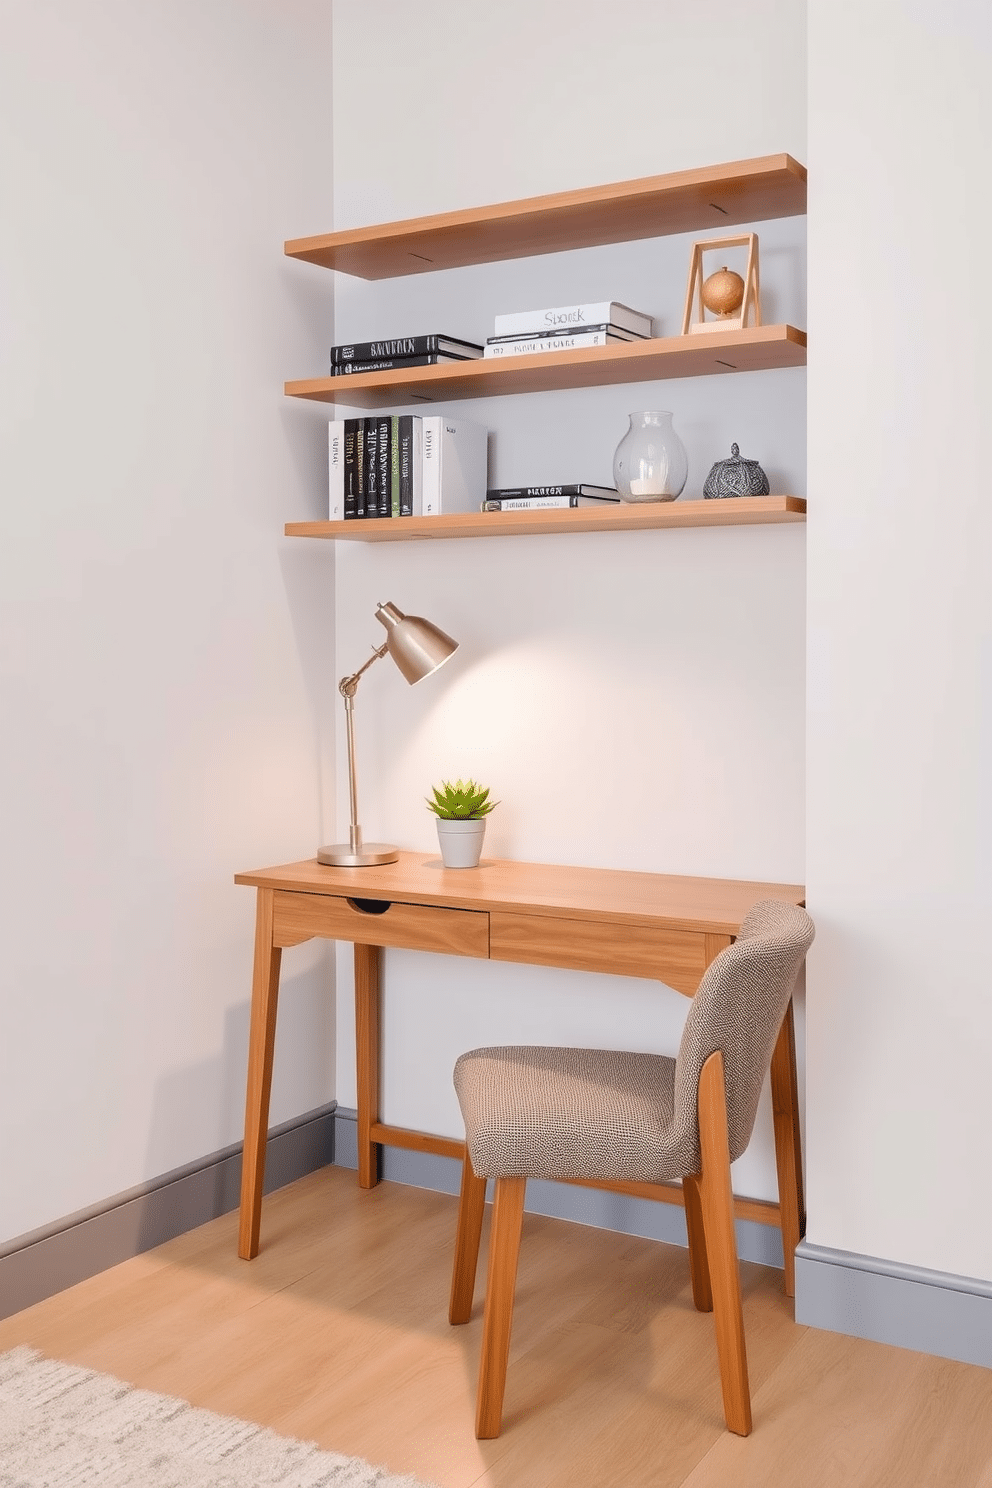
[285,325,806,409]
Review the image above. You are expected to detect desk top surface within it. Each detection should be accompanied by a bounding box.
[235,853,805,936]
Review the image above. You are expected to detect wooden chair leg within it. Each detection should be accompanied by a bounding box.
[475,1175,526,1440]
[696,1049,752,1437]
[770,999,804,1298]
[682,1173,713,1312]
[449,1155,488,1325]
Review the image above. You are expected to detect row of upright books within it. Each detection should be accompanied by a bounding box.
[328,414,488,519]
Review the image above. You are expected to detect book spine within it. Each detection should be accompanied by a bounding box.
[377,415,391,517]
[487,485,588,498]
[332,353,471,375]
[411,416,424,516]
[484,330,616,358]
[343,420,358,519]
[484,495,578,510]
[398,415,413,516]
[390,414,401,518]
[421,416,441,516]
[328,419,345,520]
[486,323,626,345]
[493,301,652,337]
[354,419,367,518]
[364,416,379,518]
[332,334,444,365]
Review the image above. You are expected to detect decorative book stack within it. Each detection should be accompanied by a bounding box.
[483,301,654,359]
[328,415,488,519]
[330,333,483,375]
[483,485,620,511]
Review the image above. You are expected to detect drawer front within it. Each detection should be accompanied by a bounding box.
[489,911,710,996]
[272,889,489,958]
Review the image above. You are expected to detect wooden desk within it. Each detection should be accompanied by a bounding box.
[235,854,807,1291]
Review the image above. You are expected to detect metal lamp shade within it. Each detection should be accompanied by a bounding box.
[375,601,458,684]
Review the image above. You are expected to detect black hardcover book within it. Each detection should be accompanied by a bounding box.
[344,419,358,519]
[377,414,391,518]
[398,415,414,517]
[331,334,483,366]
[485,323,643,346]
[364,416,379,518]
[332,352,479,375]
[485,484,620,501]
[354,419,367,518]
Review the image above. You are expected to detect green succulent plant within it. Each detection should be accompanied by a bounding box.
[426,778,498,820]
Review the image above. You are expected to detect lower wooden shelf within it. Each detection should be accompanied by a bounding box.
[285,495,806,543]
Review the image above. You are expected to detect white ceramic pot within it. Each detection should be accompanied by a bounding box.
[436,816,487,868]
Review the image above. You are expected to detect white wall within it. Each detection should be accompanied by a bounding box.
[0,0,337,1243]
[806,0,992,1281]
[326,0,808,1203]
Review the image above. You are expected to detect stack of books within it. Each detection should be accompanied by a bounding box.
[330,333,483,376]
[328,415,488,519]
[483,485,620,511]
[483,300,653,359]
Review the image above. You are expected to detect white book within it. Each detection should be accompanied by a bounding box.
[328,419,345,520]
[484,329,630,358]
[493,300,653,339]
[421,415,489,516]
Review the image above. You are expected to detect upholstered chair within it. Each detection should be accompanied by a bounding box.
[449,898,815,1439]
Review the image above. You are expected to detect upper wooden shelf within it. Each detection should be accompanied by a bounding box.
[286,325,806,408]
[285,154,807,280]
[285,496,806,543]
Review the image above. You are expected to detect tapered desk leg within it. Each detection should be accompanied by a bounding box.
[770,998,805,1298]
[238,888,282,1260]
[355,942,381,1189]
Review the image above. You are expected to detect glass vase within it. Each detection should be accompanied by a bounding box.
[612,410,688,503]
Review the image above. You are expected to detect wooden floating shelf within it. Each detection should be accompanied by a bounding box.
[285,496,807,543]
[285,326,806,408]
[285,153,807,280]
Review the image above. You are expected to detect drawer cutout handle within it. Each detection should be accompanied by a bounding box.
[348,898,393,916]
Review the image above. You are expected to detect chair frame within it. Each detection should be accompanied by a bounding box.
[449,1046,755,1439]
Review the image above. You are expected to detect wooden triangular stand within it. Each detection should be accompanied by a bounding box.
[681,233,760,335]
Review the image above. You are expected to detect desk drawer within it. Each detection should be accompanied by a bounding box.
[490,911,711,995]
[273,890,489,958]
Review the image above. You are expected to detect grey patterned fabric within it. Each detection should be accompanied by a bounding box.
[453,899,814,1183]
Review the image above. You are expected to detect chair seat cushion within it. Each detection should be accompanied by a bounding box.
[454,1044,687,1184]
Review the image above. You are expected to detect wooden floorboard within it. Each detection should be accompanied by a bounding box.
[1,1167,991,1487]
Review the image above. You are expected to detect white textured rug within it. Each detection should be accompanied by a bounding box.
[0,1347,440,1487]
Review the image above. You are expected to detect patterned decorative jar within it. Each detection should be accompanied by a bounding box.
[612,411,688,503]
[702,442,770,499]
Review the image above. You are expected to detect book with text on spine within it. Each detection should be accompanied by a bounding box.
[493,300,653,339]
[486,322,643,347]
[484,329,638,358]
[484,484,620,511]
[331,333,483,366]
[332,352,480,375]
[422,415,489,516]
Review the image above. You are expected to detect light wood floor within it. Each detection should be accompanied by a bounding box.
[2,1166,992,1487]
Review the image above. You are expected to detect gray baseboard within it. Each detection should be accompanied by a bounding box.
[795,1240,992,1370]
[332,1107,783,1269]
[0,1102,336,1321]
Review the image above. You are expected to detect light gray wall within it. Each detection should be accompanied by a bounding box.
[806,0,992,1282]
[323,0,807,1205]
[0,0,337,1244]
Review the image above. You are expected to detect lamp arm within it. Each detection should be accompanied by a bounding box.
[338,641,389,855]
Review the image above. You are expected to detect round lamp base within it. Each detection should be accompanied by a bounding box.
[317,843,399,867]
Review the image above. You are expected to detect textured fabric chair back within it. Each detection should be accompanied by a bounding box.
[671,900,815,1171]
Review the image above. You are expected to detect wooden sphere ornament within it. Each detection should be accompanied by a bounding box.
[681,233,761,335]
[701,266,745,317]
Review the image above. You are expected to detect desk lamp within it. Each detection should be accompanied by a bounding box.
[318,601,458,867]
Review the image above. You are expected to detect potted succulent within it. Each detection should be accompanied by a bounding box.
[426,778,498,868]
